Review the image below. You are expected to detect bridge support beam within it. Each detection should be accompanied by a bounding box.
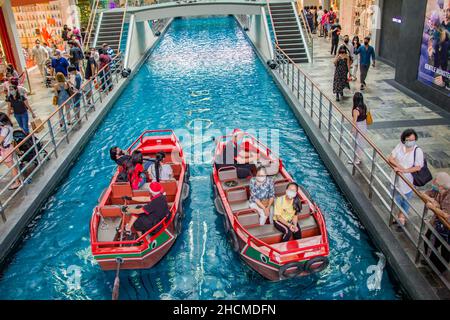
[126,17,158,70]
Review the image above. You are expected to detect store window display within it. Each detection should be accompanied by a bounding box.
[352,0,375,39]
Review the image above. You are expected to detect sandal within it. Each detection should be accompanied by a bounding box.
[8,183,21,191]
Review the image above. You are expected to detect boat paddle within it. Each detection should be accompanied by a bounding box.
[112,197,129,300]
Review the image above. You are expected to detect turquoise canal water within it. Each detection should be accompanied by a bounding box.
[0,17,401,300]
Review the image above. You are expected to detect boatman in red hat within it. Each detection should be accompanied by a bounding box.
[122,182,171,239]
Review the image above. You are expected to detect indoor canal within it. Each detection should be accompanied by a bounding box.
[0,17,402,300]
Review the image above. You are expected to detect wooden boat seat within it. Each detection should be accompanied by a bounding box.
[141,180,178,202]
[97,217,122,242]
[226,186,250,212]
[298,215,320,238]
[218,166,238,181]
[247,224,283,244]
[274,179,290,197]
[111,182,132,199]
[237,211,260,228]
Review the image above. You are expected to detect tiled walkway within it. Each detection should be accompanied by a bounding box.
[300,36,450,176]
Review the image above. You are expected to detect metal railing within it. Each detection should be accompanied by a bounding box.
[0,54,124,222]
[273,43,449,291]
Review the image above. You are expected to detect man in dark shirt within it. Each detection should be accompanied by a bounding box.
[51,50,69,77]
[110,146,131,166]
[69,41,83,72]
[84,50,97,106]
[330,19,341,56]
[123,182,171,238]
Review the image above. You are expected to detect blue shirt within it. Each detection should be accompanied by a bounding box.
[51,57,69,76]
[356,45,376,66]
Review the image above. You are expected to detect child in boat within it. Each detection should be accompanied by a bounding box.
[127,150,147,190]
[249,166,275,225]
[148,152,173,182]
[273,182,303,242]
[122,182,171,238]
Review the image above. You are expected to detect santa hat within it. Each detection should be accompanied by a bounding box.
[149,182,163,194]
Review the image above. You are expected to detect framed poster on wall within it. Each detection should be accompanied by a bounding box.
[417,0,450,96]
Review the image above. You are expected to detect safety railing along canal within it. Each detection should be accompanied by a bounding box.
[273,43,449,291]
[0,54,125,223]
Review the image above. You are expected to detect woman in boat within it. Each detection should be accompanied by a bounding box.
[127,150,147,190]
[249,166,275,225]
[215,130,258,178]
[123,182,171,238]
[273,182,303,242]
[148,152,173,182]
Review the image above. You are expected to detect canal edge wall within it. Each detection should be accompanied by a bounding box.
[235,16,440,300]
[0,20,174,266]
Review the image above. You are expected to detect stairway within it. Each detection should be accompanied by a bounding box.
[93,11,125,52]
[268,2,309,64]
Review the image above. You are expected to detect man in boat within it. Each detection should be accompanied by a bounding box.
[109,146,154,182]
[122,182,171,238]
[214,129,259,179]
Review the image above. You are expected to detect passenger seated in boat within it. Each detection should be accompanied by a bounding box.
[110,145,153,170]
[148,152,173,182]
[273,182,302,242]
[122,182,171,238]
[215,130,257,179]
[249,166,275,225]
[110,146,131,166]
[127,150,147,190]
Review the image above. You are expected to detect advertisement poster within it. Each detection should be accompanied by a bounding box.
[417,0,450,96]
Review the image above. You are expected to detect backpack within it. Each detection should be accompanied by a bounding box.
[411,147,432,187]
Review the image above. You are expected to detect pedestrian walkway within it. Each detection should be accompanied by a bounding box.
[300,36,450,177]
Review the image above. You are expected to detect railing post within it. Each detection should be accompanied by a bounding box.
[415,203,429,263]
[327,101,332,142]
[338,114,345,158]
[31,134,41,166]
[81,91,89,121]
[297,67,300,99]
[0,201,6,223]
[61,108,70,144]
[368,148,377,199]
[310,85,314,118]
[303,74,306,108]
[389,174,399,226]
[318,92,323,129]
[47,119,58,158]
[291,62,294,92]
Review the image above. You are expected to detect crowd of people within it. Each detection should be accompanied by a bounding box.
[0,22,119,192]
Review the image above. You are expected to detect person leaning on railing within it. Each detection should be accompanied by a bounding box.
[388,129,424,227]
[421,172,450,275]
[0,112,21,190]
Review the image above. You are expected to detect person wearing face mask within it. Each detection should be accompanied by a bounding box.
[0,112,21,190]
[6,84,36,134]
[351,36,361,81]
[51,50,69,77]
[388,129,424,227]
[68,65,82,123]
[249,167,275,225]
[31,39,49,82]
[333,47,351,101]
[340,35,354,66]
[215,130,257,179]
[273,182,303,242]
[355,36,375,90]
[422,172,450,274]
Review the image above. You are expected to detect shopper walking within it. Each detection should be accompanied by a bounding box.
[6,84,36,134]
[351,36,361,81]
[330,18,341,56]
[317,6,324,37]
[31,40,49,83]
[53,72,73,126]
[51,50,69,78]
[355,36,376,90]
[0,112,21,190]
[349,92,367,165]
[333,47,351,101]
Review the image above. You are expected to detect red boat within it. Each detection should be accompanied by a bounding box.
[211,131,330,280]
[90,130,189,270]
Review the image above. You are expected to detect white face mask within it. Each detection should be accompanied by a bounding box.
[404,141,416,148]
[286,190,296,199]
[256,176,266,183]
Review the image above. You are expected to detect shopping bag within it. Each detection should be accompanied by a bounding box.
[366,110,373,126]
[31,118,44,133]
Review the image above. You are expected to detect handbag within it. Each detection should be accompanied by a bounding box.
[411,147,432,187]
[31,118,44,133]
[52,95,58,105]
[366,110,373,125]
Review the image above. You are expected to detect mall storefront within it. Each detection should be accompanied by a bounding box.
[0,0,80,79]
